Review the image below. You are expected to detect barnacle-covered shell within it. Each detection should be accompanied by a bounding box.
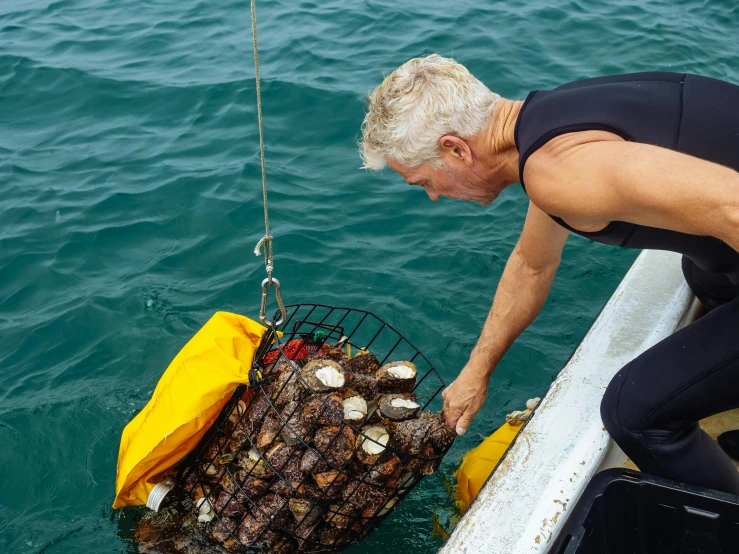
[257,411,283,449]
[270,369,304,409]
[303,391,343,426]
[214,490,247,518]
[393,416,432,456]
[320,343,349,363]
[211,516,238,544]
[326,504,357,530]
[343,480,384,515]
[342,394,368,426]
[313,470,348,500]
[378,394,420,421]
[301,360,346,392]
[318,526,351,547]
[237,448,274,479]
[420,411,456,452]
[357,426,390,464]
[344,350,380,375]
[345,372,379,399]
[280,400,312,446]
[313,425,356,468]
[367,455,402,485]
[300,448,328,475]
[376,361,417,393]
[265,442,307,486]
[289,497,323,527]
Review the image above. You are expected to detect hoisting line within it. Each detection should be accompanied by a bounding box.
[249,0,285,327]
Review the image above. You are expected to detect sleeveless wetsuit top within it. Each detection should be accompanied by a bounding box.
[515,72,739,277]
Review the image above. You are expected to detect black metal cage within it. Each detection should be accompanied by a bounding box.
[174,304,451,552]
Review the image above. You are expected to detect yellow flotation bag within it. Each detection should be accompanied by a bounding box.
[113,311,270,509]
[454,400,538,513]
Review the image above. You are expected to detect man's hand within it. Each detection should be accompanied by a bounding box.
[442,365,490,435]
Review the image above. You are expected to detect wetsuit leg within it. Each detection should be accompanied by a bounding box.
[600,291,739,495]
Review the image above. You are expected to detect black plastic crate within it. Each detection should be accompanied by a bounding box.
[549,468,739,554]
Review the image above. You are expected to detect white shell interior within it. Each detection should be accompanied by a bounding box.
[343,396,367,420]
[248,449,261,463]
[363,426,389,455]
[390,398,420,409]
[387,364,416,379]
[315,366,345,388]
[197,498,215,522]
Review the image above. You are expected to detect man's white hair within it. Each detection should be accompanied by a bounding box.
[360,54,501,170]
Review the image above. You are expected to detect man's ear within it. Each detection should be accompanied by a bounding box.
[439,135,473,166]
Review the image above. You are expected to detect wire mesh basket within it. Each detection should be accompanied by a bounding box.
[174,304,452,552]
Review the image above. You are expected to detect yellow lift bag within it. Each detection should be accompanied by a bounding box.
[113,311,269,509]
[454,402,537,513]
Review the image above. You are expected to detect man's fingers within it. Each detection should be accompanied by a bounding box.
[444,404,463,431]
[456,409,476,436]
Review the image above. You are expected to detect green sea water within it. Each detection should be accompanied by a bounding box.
[1,0,738,552]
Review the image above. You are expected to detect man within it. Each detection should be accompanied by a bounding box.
[359,54,739,494]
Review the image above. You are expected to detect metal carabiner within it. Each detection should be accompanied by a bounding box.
[259,276,286,327]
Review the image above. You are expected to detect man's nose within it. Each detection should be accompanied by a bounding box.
[426,189,440,201]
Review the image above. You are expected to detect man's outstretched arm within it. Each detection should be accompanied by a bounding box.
[443,201,569,434]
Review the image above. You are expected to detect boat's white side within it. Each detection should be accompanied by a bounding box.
[439,250,694,554]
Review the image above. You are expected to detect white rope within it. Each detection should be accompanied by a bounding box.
[505,397,540,425]
[249,0,273,276]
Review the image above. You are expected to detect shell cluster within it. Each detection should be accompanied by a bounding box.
[136,339,454,553]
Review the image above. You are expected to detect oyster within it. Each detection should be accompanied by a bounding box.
[342,394,368,426]
[313,470,348,499]
[345,372,379,399]
[280,400,312,446]
[420,411,456,452]
[356,426,390,464]
[393,416,432,456]
[289,497,322,527]
[313,425,356,468]
[270,369,304,409]
[265,442,307,486]
[237,448,274,479]
[301,360,346,392]
[211,516,238,544]
[303,391,343,426]
[228,399,248,426]
[325,504,357,530]
[367,455,402,486]
[256,411,282,449]
[214,490,247,518]
[343,350,380,375]
[376,361,417,393]
[300,448,328,475]
[378,394,420,421]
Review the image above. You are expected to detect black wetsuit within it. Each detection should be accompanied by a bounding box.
[515,72,739,494]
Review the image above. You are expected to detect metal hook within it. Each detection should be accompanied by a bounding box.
[260,277,286,327]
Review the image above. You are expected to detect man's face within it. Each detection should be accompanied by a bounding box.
[386,158,499,206]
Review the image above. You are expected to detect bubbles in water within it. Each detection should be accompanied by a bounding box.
[55,210,61,223]
[146,299,154,308]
